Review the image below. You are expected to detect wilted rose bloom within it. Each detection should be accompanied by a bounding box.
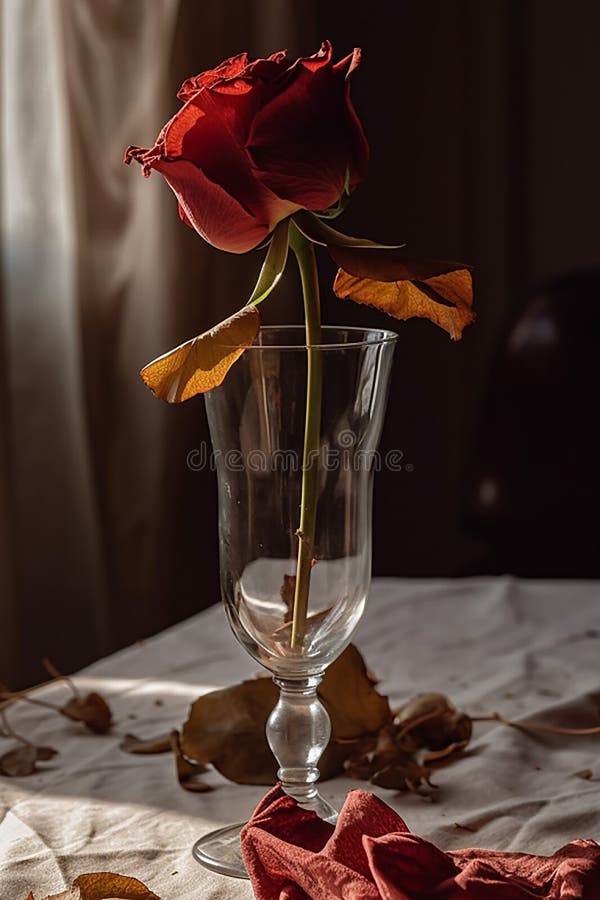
[125,41,369,253]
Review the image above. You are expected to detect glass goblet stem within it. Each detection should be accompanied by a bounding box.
[266,675,338,822]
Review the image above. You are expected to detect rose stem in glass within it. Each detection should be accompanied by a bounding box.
[289,222,322,649]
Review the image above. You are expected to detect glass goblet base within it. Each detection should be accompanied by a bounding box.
[192,822,248,879]
[192,792,338,879]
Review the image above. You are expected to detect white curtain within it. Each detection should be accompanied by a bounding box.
[1,0,183,685]
[0,0,315,687]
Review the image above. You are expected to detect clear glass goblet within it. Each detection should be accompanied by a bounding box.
[193,325,397,877]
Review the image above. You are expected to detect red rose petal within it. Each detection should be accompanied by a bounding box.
[247,47,368,210]
[162,77,299,239]
[163,96,255,182]
[296,39,333,72]
[177,52,251,100]
[153,158,270,253]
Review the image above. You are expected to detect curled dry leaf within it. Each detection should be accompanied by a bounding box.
[371,759,433,794]
[61,693,112,734]
[35,746,58,762]
[169,729,211,793]
[423,740,469,765]
[0,743,57,777]
[28,871,160,899]
[396,692,451,725]
[395,692,472,750]
[345,724,432,793]
[344,692,473,794]
[330,246,474,340]
[140,305,260,402]
[120,733,172,754]
[181,644,391,786]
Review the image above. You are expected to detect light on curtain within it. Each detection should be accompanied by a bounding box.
[0,0,181,686]
[0,0,317,688]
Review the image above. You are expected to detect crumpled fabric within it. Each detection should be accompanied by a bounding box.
[241,786,600,899]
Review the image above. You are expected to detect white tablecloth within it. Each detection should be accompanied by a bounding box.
[1,577,599,898]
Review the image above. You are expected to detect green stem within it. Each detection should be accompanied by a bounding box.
[289,222,322,650]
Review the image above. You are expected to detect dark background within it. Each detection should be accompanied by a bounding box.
[2,0,599,687]
[173,0,600,583]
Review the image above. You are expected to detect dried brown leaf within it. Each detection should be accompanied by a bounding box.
[181,677,278,785]
[180,644,390,785]
[61,693,112,733]
[32,872,160,899]
[35,746,59,762]
[472,711,600,736]
[396,692,451,726]
[395,692,472,751]
[345,724,431,792]
[370,757,432,792]
[320,644,391,739]
[75,871,160,899]
[0,744,57,777]
[169,730,211,793]
[423,740,469,765]
[574,769,594,780]
[318,738,362,780]
[340,691,474,793]
[1,744,37,777]
[330,246,474,340]
[140,305,260,402]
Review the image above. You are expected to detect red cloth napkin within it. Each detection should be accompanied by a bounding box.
[240,785,600,899]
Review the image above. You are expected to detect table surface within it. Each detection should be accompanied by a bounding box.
[1,577,599,899]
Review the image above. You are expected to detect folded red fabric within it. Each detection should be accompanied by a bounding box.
[241,785,600,899]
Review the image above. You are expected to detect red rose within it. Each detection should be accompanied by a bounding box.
[124,41,368,253]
